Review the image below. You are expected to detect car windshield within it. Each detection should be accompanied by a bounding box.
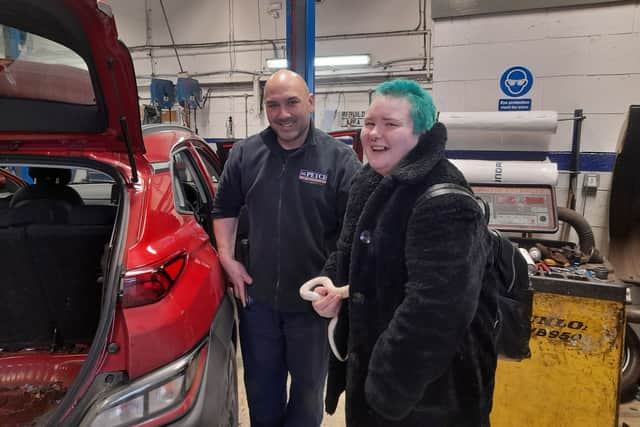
[0,25,95,105]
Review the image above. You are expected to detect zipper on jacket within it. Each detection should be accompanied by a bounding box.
[274,158,287,309]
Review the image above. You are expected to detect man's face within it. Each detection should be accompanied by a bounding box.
[361,95,419,176]
[264,77,314,148]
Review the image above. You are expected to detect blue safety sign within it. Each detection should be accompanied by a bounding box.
[499,66,533,111]
[498,99,532,111]
[500,66,533,97]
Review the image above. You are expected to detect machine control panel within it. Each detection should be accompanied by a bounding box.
[471,184,558,233]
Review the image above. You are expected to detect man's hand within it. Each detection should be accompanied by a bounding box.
[213,217,252,307]
[311,286,343,318]
[219,254,253,307]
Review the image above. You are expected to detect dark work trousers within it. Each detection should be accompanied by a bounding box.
[238,300,329,427]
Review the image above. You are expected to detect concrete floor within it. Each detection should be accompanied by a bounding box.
[621,400,640,427]
[236,351,345,426]
[236,351,640,426]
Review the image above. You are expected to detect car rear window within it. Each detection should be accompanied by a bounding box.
[0,25,95,105]
[0,169,21,199]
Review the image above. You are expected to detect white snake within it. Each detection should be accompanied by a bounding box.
[299,276,350,361]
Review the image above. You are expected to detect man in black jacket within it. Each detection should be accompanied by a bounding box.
[212,69,360,427]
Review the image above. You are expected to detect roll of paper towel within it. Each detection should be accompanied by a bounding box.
[439,111,558,133]
[451,159,558,185]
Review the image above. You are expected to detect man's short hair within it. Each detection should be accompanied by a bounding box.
[375,79,437,134]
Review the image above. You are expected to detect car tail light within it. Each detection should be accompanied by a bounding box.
[122,254,186,308]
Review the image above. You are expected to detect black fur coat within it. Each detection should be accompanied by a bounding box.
[323,123,498,426]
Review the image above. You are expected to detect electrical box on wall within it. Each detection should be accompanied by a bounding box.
[583,173,600,190]
[176,78,202,109]
[150,78,176,110]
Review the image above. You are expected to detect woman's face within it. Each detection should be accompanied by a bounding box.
[361,95,420,176]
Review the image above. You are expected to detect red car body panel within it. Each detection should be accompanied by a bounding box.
[122,161,225,378]
[0,353,86,424]
[108,137,226,380]
[122,246,225,379]
[0,353,85,388]
[99,308,129,373]
[142,129,192,163]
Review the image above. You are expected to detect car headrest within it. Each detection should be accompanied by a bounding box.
[28,167,72,185]
[9,183,84,208]
[6,199,73,225]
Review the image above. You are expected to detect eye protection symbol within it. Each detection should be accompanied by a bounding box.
[500,66,533,97]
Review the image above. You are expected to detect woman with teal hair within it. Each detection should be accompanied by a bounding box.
[310,79,497,425]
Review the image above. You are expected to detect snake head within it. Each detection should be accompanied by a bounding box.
[299,276,334,301]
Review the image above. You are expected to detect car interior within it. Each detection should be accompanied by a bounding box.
[0,166,117,352]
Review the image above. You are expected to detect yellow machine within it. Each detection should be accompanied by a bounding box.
[492,277,627,427]
[444,110,635,425]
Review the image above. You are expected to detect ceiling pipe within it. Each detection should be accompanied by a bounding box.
[158,0,184,73]
[128,29,430,52]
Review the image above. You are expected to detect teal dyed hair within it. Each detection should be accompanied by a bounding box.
[375,79,437,134]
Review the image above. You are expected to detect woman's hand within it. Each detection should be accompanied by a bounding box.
[311,286,343,318]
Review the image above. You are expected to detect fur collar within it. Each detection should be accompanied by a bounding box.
[390,122,447,184]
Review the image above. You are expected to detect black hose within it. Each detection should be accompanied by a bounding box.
[557,206,601,262]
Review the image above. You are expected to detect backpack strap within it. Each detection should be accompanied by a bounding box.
[422,183,490,222]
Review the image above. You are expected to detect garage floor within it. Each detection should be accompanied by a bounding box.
[236,352,640,426]
[621,401,640,427]
[236,351,345,426]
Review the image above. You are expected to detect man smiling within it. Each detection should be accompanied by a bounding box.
[212,69,360,427]
[264,71,314,149]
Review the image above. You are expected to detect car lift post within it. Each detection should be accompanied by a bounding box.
[286,0,315,95]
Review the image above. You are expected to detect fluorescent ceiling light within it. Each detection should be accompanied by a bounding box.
[315,55,370,67]
[266,58,288,69]
[266,55,371,70]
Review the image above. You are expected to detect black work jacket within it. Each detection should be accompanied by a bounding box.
[324,123,498,426]
[213,125,360,312]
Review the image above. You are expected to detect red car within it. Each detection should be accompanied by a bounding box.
[0,2,237,426]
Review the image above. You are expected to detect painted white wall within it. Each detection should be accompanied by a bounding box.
[110,0,427,77]
[432,2,640,151]
[109,0,429,138]
[432,1,640,254]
